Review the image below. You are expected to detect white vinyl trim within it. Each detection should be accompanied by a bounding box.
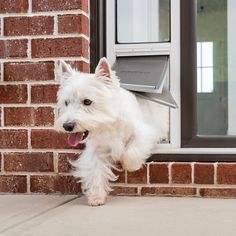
[115,43,171,57]
[106,0,116,66]
[169,0,181,149]
[107,0,181,152]
[153,147,236,154]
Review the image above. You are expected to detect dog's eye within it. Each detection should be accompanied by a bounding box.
[83,99,92,106]
[65,100,69,106]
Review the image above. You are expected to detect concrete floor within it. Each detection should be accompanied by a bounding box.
[0,195,236,236]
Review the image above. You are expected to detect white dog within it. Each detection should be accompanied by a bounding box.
[56,58,168,206]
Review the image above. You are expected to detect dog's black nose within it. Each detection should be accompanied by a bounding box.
[63,122,75,132]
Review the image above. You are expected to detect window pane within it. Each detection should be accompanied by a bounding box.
[197,43,202,67]
[201,68,214,93]
[197,68,202,93]
[116,0,170,43]
[197,0,236,135]
[202,42,213,67]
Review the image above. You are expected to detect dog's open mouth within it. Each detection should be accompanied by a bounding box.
[68,131,89,147]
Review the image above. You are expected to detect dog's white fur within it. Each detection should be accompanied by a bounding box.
[55,58,168,206]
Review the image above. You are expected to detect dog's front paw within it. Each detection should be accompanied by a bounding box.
[88,194,108,207]
[122,157,144,172]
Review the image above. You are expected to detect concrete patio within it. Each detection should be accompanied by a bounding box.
[0,195,236,236]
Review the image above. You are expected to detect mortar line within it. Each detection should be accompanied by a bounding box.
[28,128,32,150]
[214,162,218,184]
[146,163,150,184]
[0,56,89,63]
[26,174,30,193]
[0,60,3,81]
[0,104,57,108]
[27,39,32,59]
[168,162,173,184]
[1,153,4,172]
[0,149,82,154]
[191,162,195,184]
[27,84,31,104]
[53,15,58,35]
[0,126,55,130]
[0,10,89,18]
[1,106,4,127]
[0,17,3,36]
[28,0,32,13]
[54,152,59,173]
[0,33,89,40]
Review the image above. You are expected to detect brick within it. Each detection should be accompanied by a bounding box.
[58,153,79,173]
[113,170,125,183]
[149,163,169,184]
[4,16,54,36]
[141,187,196,196]
[32,0,88,12]
[194,164,214,184]
[4,61,55,81]
[171,164,192,184]
[66,61,89,73]
[4,152,54,172]
[0,40,28,58]
[0,130,27,148]
[217,164,236,184]
[127,166,147,184]
[0,0,28,13]
[113,163,125,183]
[0,85,27,104]
[31,84,59,104]
[58,14,89,35]
[111,186,138,196]
[31,129,84,149]
[4,107,54,127]
[31,37,88,58]
[0,153,1,170]
[30,175,81,193]
[200,188,236,198]
[0,175,27,193]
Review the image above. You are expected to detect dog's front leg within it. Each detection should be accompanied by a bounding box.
[72,146,116,206]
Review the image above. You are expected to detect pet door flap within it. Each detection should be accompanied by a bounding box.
[133,87,178,109]
[112,56,177,108]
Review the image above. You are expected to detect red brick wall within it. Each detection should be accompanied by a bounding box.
[0,0,88,194]
[1,0,236,198]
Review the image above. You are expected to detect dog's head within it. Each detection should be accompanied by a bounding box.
[55,58,120,147]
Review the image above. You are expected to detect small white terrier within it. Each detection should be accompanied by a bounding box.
[56,58,168,206]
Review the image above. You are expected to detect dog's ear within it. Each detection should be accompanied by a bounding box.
[56,60,73,80]
[95,57,111,80]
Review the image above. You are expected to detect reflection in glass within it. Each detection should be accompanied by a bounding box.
[201,68,214,93]
[197,0,236,135]
[116,0,170,43]
[197,42,214,93]
[202,42,213,67]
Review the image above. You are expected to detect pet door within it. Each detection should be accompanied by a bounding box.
[106,0,180,146]
[112,56,177,108]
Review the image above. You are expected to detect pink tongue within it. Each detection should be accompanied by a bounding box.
[68,133,83,147]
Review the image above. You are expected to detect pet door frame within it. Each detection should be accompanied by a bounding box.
[106,0,181,151]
